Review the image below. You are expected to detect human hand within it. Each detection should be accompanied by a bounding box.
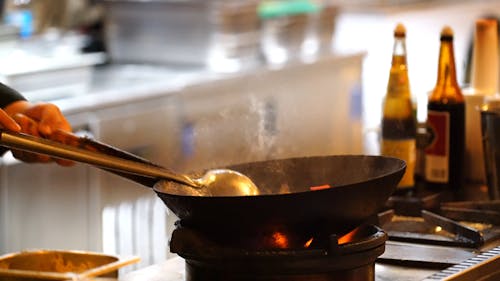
[3,101,74,166]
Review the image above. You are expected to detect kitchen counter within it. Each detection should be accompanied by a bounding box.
[26,52,363,116]
[42,63,211,115]
[121,257,184,281]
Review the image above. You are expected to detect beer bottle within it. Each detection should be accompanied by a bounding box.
[424,26,465,191]
[381,23,416,193]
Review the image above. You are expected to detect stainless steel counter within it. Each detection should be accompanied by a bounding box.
[35,52,363,116]
[46,64,211,115]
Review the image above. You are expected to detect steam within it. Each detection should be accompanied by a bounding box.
[178,93,282,173]
[249,95,278,160]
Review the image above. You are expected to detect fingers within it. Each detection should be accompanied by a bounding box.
[3,102,74,166]
[11,114,52,163]
[12,113,41,136]
[39,105,72,136]
[26,105,74,166]
[23,103,72,136]
[0,109,21,131]
[11,114,74,166]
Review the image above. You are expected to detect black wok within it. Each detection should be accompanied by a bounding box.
[155,155,406,248]
[0,131,405,248]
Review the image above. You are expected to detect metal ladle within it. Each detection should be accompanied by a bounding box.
[0,130,260,196]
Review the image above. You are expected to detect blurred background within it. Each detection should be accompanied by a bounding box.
[1,0,498,150]
[1,0,500,272]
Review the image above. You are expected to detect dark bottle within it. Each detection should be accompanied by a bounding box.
[424,26,465,191]
[381,23,417,194]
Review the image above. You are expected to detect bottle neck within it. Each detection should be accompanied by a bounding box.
[387,36,410,97]
[392,36,407,60]
[436,38,459,88]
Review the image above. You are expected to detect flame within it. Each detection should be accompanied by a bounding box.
[268,232,315,249]
[304,237,314,248]
[271,232,289,248]
[309,184,331,191]
[337,228,360,245]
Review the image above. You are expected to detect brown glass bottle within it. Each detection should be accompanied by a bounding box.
[424,26,465,192]
[381,23,416,194]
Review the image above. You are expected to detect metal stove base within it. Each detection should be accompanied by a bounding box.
[120,257,438,281]
[186,262,376,281]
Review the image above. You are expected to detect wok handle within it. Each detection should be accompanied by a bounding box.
[0,130,198,188]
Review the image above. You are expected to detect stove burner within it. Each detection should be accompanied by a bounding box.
[169,224,387,281]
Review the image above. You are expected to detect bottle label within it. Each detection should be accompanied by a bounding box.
[425,110,450,183]
[381,139,416,188]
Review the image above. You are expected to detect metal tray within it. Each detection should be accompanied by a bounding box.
[0,249,140,280]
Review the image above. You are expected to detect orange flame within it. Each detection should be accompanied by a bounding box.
[309,184,332,191]
[337,227,360,245]
[271,232,289,248]
[304,237,314,248]
[269,232,315,249]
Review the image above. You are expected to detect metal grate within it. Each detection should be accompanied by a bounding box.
[422,246,500,280]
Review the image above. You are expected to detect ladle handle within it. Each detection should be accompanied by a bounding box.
[51,129,161,187]
[0,130,199,188]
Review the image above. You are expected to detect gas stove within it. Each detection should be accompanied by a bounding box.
[122,223,387,281]
[375,184,500,281]
[121,184,500,281]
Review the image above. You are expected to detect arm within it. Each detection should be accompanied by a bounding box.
[0,83,26,155]
[0,83,26,131]
[0,83,26,108]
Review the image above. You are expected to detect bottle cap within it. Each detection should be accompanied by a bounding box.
[476,18,497,32]
[394,23,406,37]
[440,25,454,39]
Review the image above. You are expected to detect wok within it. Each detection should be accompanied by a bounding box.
[0,130,405,247]
[157,155,405,247]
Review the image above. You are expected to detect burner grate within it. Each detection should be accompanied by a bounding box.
[380,197,500,248]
